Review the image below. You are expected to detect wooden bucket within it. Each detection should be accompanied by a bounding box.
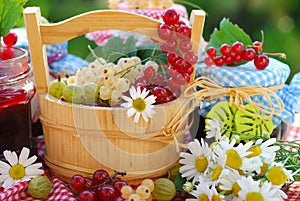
[23,7,205,182]
[38,94,188,182]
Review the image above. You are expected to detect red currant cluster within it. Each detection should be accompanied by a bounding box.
[69,169,128,201]
[135,8,198,103]
[204,41,270,70]
[1,32,18,60]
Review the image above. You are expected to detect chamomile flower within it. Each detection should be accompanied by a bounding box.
[179,139,212,182]
[0,147,44,189]
[234,176,286,201]
[213,138,254,172]
[208,154,227,184]
[121,86,156,123]
[219,169,242,197]
[247,138,279,163]
[205,118,222,141]
[187,177,225,201]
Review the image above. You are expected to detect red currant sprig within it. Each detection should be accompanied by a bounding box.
[204,41,272,70]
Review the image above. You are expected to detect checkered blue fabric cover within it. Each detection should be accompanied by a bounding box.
[196,58,300,127]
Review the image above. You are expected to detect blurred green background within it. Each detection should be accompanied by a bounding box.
[21,0,300,82]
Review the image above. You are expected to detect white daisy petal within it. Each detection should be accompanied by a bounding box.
[25,168,44,176]
[2,177,14,189]
[127,108,136,118]
[0,174,9,183]
[22,155,37,167]
[5,151,18,166]
[0,160,11,170]
[134,112,141,123]
[18,147,30,164]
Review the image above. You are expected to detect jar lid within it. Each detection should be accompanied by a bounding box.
[196,58,290,87]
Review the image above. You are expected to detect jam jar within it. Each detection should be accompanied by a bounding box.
[0,47,36,157]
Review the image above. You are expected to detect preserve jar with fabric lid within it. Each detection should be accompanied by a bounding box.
[0,47,36,157]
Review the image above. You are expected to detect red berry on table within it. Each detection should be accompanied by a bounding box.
[254,54,269,70]
[93,169,109,185]
[213,56,225,66]
[70,174,86,192]
[184,52,198,65]
[175,25,191,39]
[84,177,93,188]
[243,48,256,61]
[78,190,96,201]
[179,39,192,53]
[162,8,180,26]
[97,184,118,201]
[220,43,231,57]
[158,24,173,40]
[206,47,217,58]
[3,32,18,47]
[0,47,14,60]
[253,41,263,53]
[232,53,243,63]
[231,41,245,54]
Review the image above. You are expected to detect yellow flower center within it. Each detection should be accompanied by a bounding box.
[211,165,222,181]
[245,192,264,201]
[226,149,242,170]
[9,164,25,180]
[247,145,262,158]
[212,194,222,201]
[259,163,269,177]
[233,182,241,197]
[195,155,208,173]
[198,193,209,201]
[266,166,288,185]
[132,98,146,112]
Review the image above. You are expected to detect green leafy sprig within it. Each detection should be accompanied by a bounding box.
[0,0,28,37]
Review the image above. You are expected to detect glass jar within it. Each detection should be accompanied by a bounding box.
[0,47,36,157]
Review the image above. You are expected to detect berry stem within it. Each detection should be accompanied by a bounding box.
[88,45,106,65]
[263,52,287,60]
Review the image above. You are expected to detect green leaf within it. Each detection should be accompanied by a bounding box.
[0,0,28,37]
[174,173,186,190]
[207,18,253,51]
[93,35,137,63]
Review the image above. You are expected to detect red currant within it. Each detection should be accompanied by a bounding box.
[254,54,269,70]
[97,184,118,201]
[206,47,217,58]
[93,169,109,185]
[204,57,214,67]
[113,181,127,195]
[184,52,198,65]
[174,73,187,85]
[223,55,233,65]
[152,86,170,103]
[167,78,181,92]
[167,52,180,65]
[232,53,243,63]
[3,32,18,47]
[78,190,96,201]
[84,177,93,188]
[70,174,86,192]
[162,8,180,26]
[213,56,224,66]
[152,73,165,86]
[231,41,245,54]
[143,66,156,80]
[135,75,149,86]
[220,43,231,57]
[168,65,179,78]
[179,39,192,53]
[0,47,14,60]
[158,24,173,40]
[243,48,256,61]
[175,25,191,39]
[253,41,263,54]
[166,38,178,51]
[175,58,191,73]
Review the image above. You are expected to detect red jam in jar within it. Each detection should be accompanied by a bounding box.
[0,47,36,157]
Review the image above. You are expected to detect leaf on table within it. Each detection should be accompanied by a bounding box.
[207,18,253,52]
[0,0,28,37]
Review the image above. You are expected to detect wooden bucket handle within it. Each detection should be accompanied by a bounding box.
[23,7,205,94]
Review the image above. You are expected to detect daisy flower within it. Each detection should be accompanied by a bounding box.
[121,86,156,123]
[187,177,225,201]
[208,153,227,184]
[213,138,254,172]
[179,139,213,182]
[234,176,286,201]
[246,138,279,163]
[219,168,242,197]
[205,118,222,141]
[0,147,44,189]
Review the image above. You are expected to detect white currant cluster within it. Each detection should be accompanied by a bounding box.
[65,56,159,106]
